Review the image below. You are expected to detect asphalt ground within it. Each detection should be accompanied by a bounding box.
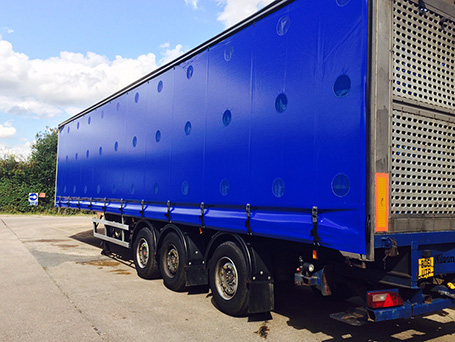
[1,215,455,342]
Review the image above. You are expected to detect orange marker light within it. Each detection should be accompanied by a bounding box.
[312,249,318,260]
[375,173,389,232]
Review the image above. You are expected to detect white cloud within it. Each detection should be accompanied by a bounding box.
[0,27,14,40]
[216,0,274,28]
[0,140,31,160]
[0,39,163,119]
[159,42,185,65]
[0,121,16,138]
[184,0,199,9]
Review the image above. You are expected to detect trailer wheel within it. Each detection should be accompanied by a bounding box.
[133,228,160,279]
[209,241,248,316]
[159,232,187,292]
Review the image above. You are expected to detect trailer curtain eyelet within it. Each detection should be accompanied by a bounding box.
[276,15,290,36]
[182,181,189,195]
[185,121,192,135]
[222,110,232,126]
[275,93,288,113]
[224,45,234,61]
[336,0,350,6]
[332,173,350,197]
[220,179,229,196]
[186,65,194,79]
[272,178,285,198]
[334,74,351,98]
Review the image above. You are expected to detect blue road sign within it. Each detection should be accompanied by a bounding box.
[29,193,38,206]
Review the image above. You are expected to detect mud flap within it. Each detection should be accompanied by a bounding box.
[248,281,274,314]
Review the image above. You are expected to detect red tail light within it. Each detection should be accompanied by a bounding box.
[367,290,404,309]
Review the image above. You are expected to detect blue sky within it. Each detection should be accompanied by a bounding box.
[0,0,273,158]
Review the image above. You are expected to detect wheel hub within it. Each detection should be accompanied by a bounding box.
[215,257,238,300]
[137,238,149,268]
[166,246,179,276]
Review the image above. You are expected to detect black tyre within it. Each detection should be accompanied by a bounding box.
[209,241,249,316]
[133,228,160,279]
[159,232,187,292]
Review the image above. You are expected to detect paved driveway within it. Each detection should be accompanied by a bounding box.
[1,215,454,341]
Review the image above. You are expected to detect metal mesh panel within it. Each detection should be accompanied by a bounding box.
[391,109,455,215]
[392,0,455,110]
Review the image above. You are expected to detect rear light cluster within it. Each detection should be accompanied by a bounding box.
[367,290,404,309]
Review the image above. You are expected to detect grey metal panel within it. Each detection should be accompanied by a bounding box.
[391,107,455,215]
[369,0,394,259]
[391,216,455,233]
[424,0,455,18]
[392,0,455,112]
[389,0,455,233]
[394,102,455,124]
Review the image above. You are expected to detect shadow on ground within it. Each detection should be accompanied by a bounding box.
[70,229,134,268]
[71,229,455,341]
[273,283,455,341]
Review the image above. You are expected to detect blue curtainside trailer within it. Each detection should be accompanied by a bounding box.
[56,0,455,324]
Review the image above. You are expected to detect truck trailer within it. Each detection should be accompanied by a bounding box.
[55,0,455,324]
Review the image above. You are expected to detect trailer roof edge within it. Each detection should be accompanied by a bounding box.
[58,0,294,128]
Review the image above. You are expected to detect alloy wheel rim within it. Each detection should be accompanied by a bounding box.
[137,238,149,268]
[166,245,179,277]
[215,256,238,300]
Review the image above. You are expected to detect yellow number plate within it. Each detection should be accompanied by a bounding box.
[418,257,434,279]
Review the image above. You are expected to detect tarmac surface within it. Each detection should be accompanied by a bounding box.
[1,215,455,342]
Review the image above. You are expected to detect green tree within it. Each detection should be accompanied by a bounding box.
[0,154,36,212]
[0,127,58,213]
[29,127,58,209]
